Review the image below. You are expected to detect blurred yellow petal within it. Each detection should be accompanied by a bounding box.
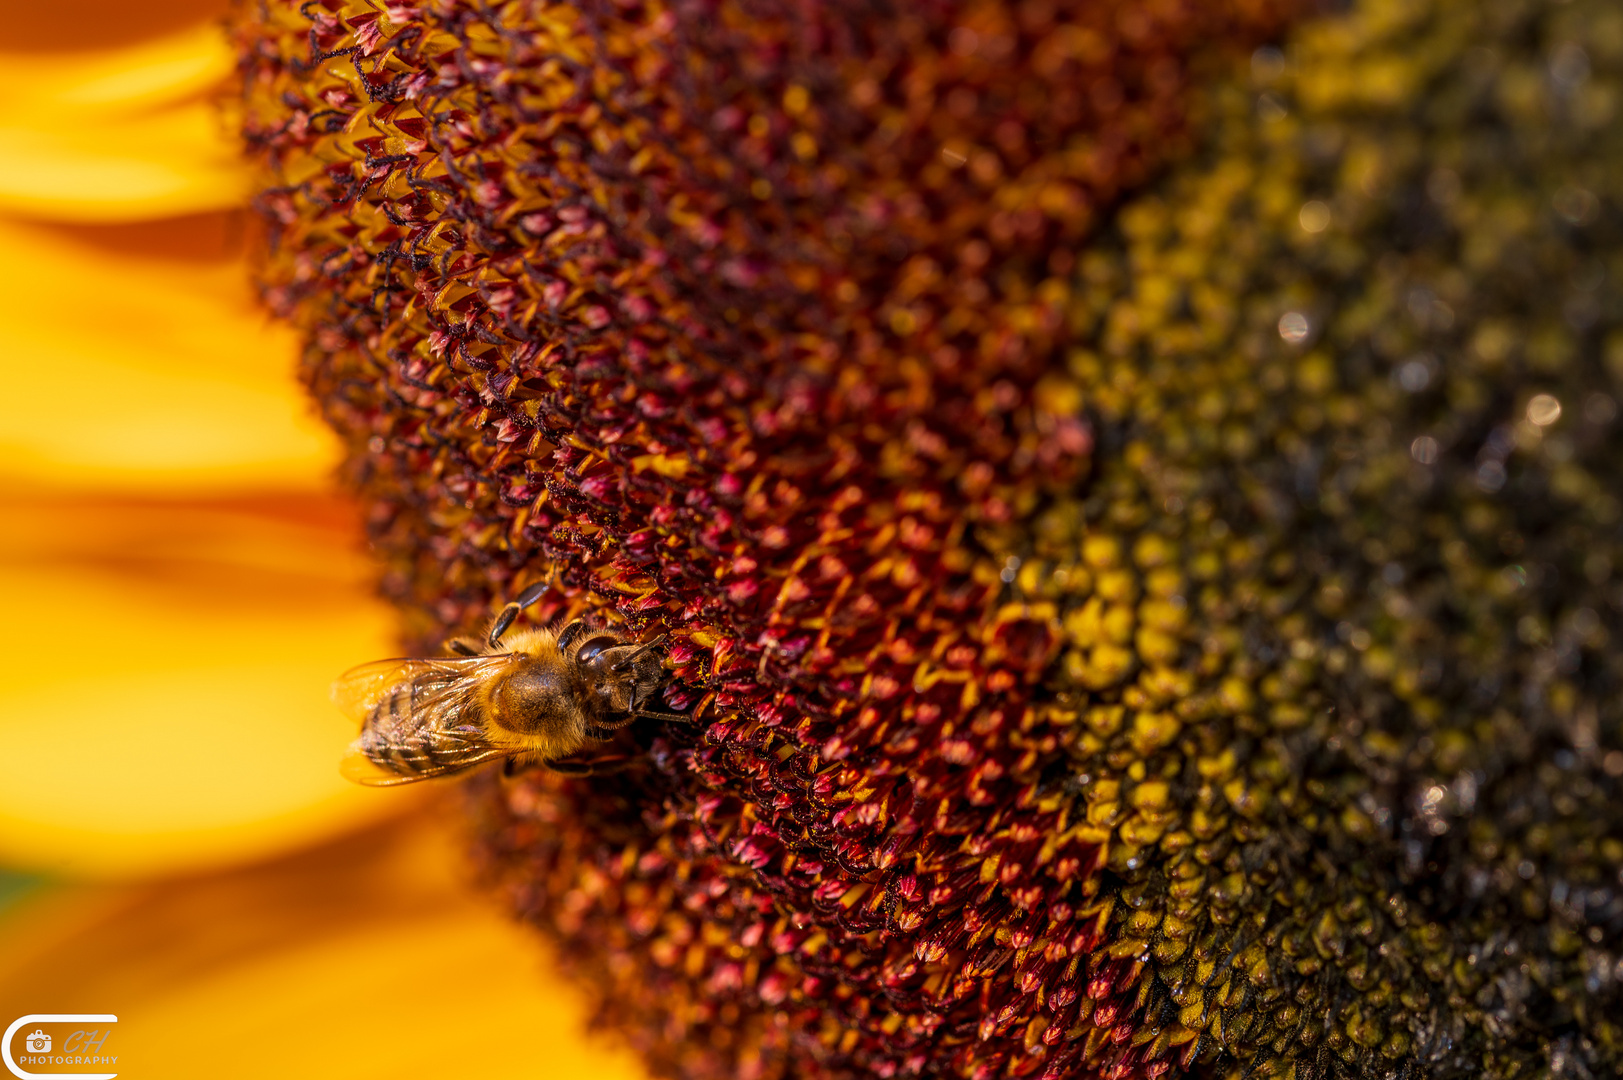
[0,27,248,220]
[0,108,247,221]
[0,25,396,877]
[0,217,337,493]
[0,811,649,1080]
[0,492,410,879]
[0,24,234,116]
[0,0,233,57]
[0,11,420,882]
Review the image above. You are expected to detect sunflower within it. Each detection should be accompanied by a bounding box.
[232,0,1623,1077]
[0,5,645,1076]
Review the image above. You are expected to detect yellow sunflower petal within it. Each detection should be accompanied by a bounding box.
[0,107,247,221]
[0,490,412,879]
[0,811,649,1080]
[0,24,234,116]
[0,18,412,880]
[0,26,247,221]
[0,217,336,493]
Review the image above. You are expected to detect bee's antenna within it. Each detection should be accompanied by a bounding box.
[489,578,553,648]
[610,633,667,671]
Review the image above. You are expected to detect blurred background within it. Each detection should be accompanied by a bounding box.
[0,2,643,1075]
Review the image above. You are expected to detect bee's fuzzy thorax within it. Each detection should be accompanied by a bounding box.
[489,626,560,658]
[474,628,592,762]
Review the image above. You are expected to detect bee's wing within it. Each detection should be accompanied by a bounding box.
[334,655,517,786]
[330,656,504,724]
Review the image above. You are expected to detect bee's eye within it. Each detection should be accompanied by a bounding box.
[575,636,620,663]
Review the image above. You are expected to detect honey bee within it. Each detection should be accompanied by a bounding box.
[334,582,679,785]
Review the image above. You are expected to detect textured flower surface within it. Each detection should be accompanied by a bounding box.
[1,8,652,1077]
[236,0,1622,1078]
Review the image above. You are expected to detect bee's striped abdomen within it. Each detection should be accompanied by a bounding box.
[356,675,493,779]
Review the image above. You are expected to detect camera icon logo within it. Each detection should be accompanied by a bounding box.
[24,1031,49,1054]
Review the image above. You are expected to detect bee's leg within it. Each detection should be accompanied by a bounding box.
[635,707,695,723]
[584,715,636,739]
[621,682,687,723]
[542,758,596,777]
[444,636,481,656]
[545,755,639,777]
[488,579,552,648]
[581,756,638,775]
[555,620,587,655]
[488,606,523,649]
[500,755,549,781]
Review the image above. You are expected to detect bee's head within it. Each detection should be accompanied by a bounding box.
[575,633,666,715]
